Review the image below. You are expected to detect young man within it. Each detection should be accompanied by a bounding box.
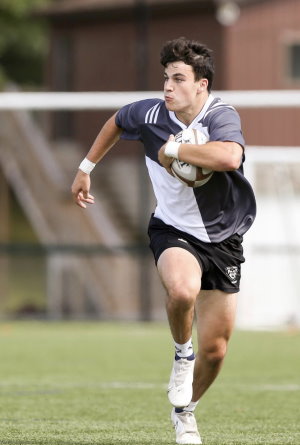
[71,37,256,444]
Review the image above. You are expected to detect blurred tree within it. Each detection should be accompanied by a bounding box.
[0,0,50,88]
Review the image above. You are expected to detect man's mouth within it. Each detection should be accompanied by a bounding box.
[165,96,174,102]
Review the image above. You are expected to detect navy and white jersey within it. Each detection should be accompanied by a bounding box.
[115,94,256,243]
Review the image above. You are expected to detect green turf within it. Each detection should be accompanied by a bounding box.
[0,322,299,445]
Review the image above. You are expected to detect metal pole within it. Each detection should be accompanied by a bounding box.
[135,0,152,321]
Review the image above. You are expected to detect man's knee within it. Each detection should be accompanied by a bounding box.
[166,281,199,310]
[199,338,228,366]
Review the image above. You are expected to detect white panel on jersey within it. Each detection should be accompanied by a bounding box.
[145,156,211,242]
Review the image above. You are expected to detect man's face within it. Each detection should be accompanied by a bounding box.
[163,61,202,113]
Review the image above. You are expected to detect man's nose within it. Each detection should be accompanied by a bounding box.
[165,79,173,91]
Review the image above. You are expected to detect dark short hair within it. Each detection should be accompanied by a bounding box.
[160,37,214,92]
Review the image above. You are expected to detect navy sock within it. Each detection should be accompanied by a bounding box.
[175,352,195,361]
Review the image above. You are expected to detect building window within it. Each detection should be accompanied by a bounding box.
[284,38,300,84]
[289,43,300,79]
[52,35,74,140]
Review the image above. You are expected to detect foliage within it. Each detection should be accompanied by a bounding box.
[0,0,51,88]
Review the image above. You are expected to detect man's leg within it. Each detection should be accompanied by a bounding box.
[158,247,203,444]
[169,291,236,445]
[157,247,202,345]
[157,247,201,408]
[192,289,237,402]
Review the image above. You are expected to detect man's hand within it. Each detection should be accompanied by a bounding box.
[71,170,95,209]
[158,134,175,176]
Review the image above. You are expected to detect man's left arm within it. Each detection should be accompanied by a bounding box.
[158,140,243,172]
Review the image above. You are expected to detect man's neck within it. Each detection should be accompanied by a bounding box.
[175,93,210,126]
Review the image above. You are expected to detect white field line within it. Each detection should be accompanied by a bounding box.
[96,382,166,389]
[247,384,300,391]
[0,382,299,392]
[88,382,300,391]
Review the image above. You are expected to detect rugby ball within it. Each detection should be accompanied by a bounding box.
[171,129,213,187]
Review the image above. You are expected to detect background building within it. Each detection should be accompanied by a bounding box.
[38,0,300,148]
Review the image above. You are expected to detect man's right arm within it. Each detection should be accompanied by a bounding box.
[71,113,123,208]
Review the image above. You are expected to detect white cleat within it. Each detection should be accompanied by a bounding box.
[168,357,195,408]
[171,408,202,445]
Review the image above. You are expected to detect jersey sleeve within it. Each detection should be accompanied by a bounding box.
[115,99,161,141]
[208,107,245,148]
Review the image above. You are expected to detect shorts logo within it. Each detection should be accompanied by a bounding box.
[178,238,188,244]
[225,266,239,284]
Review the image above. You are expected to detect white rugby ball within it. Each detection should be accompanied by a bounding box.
[171,129,213,187]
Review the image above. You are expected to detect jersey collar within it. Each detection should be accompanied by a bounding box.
[168,94,215,130]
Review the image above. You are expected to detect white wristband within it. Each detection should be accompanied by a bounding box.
[79,158,96,174]
[164,141,180,159]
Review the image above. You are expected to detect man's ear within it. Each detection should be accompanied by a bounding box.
[197,78,208,93]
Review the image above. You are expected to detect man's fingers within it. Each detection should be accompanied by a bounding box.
[167,167,174,176]
[82,192,95,201]
[75,191,95,208]
[75,192,86,208]
[84,194,95,204]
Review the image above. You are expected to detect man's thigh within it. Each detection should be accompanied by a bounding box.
[157,247,202,296]
[195,290,237,347]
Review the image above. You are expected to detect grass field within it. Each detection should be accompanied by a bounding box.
[0,322,299,445]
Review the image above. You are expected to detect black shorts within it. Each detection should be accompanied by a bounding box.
[148,215,245,293]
